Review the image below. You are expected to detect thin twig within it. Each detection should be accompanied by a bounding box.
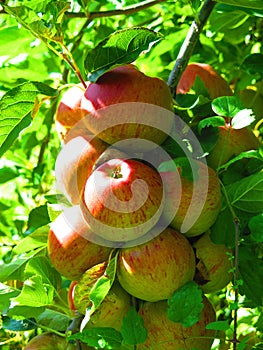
[167,0,216,96]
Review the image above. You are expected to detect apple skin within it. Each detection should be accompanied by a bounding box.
[72,262,131,331]
[55,129,107,205]
[24,332,77,350]
[206,124,260,170]
[193,231,233,293]
[176,62,233,99]
[47,205,112,281]
[80,64,174,152]
[55,83,88,141]
[80,158,164,243]
[117,227,196,302]
[160,158,222,237]
[137,296,216,349]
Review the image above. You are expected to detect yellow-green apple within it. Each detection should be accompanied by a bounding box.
[160,158,222,237]
[55,128,107,205]
[206,123,260,169]
[176,62,233,99]
[55,83,87,141]
[80,64,174,152]
[47,205,112,281]
[137,296,216,349]
[193,231,233,293]
[72,262,131,331]
[80,158,165,244]
[24,332,77,350]
[117,227,196,302]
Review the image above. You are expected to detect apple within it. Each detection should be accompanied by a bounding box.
[80,158,165,244]
[117,227,196,302]
[193,231,233,293]
[160,158,222,237]
[137,296,216,349]
[47,205,112,281]
[80,64,175,152]
[55,128,107,205]
[24,332,77,350]
[55,83,88,141]
[72,262,131,331]
[206,123,260,169]
[176,62,233,99]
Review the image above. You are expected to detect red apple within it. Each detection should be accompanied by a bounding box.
[176,62,233,99]
[137,296,216,349]
[80,64,174,152]
[206,123,260,169]
[55,129,107,205]
[80,158,165,244]
[160,158,222,237]
[47,205,112,281]
[117,227,196,302]
[72,262,131,331]
[193,231,233,294]
[55,83,88,141]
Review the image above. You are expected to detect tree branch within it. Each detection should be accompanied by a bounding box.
[65,0,165,19]
[167,0,216,97]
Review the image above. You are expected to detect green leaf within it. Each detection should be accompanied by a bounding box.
[216,3,263,17]
[0,166,20,184]
[248,213,263,242]
[212,96,243,118]
[175,94,199,109]
[0,81,58,158]
[2,316,36,331]
[68,328,123,349]
[210,207,236,248]
[167,281,204,327]
[13,226,49,255]
[198,116,226,134]
[36,309,71,331]
[0,283,20,313]
[158,157,200,182]
[226,172,263,213]
[215,0,263,9]
[85,27,163,82]
[121,307,147,345]
[217,150,263,172]
[206,320,230,331]
[26,205,51,234]
[241,54,263,77]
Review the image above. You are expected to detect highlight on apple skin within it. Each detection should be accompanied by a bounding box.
[117,227,196,302]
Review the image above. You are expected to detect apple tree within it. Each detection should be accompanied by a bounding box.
[0,0,263,349]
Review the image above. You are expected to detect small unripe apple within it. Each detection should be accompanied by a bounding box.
[55,129,107,205]
[80,64,174,152]
[160,158,222,237]
[24,332,76,350]
[176,62,233,99]
[117,227,196,302]
[80,158,164,244]
[137,296,216,349]
[193,231,233,293]
[48,205,112,281]
[55,83,87,141]
[206,123,260,169]
[72,262,131,331]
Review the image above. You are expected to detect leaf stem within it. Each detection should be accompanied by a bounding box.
[167,0,216,96]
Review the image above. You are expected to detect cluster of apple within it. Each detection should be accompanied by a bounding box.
[46,63,259,349]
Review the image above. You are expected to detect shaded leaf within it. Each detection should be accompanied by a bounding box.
[215,0,263,10]
[36,309,71,331]
[2,316,36,331]
[85,27,163,82]
[198,116,225,134]
[0,283,20,313]
[206,320,230,331]
[248,213,263,242]
[121,307,147,345]
[210,207,236,248]
[241,53,263,76]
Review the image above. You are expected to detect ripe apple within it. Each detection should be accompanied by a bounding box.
[47,205,112,281]
[80,64,174,152]
[117,227,196,302]
[24,332,77,350]
[137,296,216,349]
[193,231,233,293]
[80,158,165,244]
[176,62,233,99]
[206,123,260,169]
[160,158,222,237]
[72,262,131,331]
[55,83,88,141]
[55,128,107,205]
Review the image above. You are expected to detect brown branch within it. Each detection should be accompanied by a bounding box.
[65,0,166,19]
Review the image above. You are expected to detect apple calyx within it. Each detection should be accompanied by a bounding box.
[112,165,123,179]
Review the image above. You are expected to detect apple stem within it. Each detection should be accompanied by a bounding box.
[112,165,123,179]
[167,0,216,97]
